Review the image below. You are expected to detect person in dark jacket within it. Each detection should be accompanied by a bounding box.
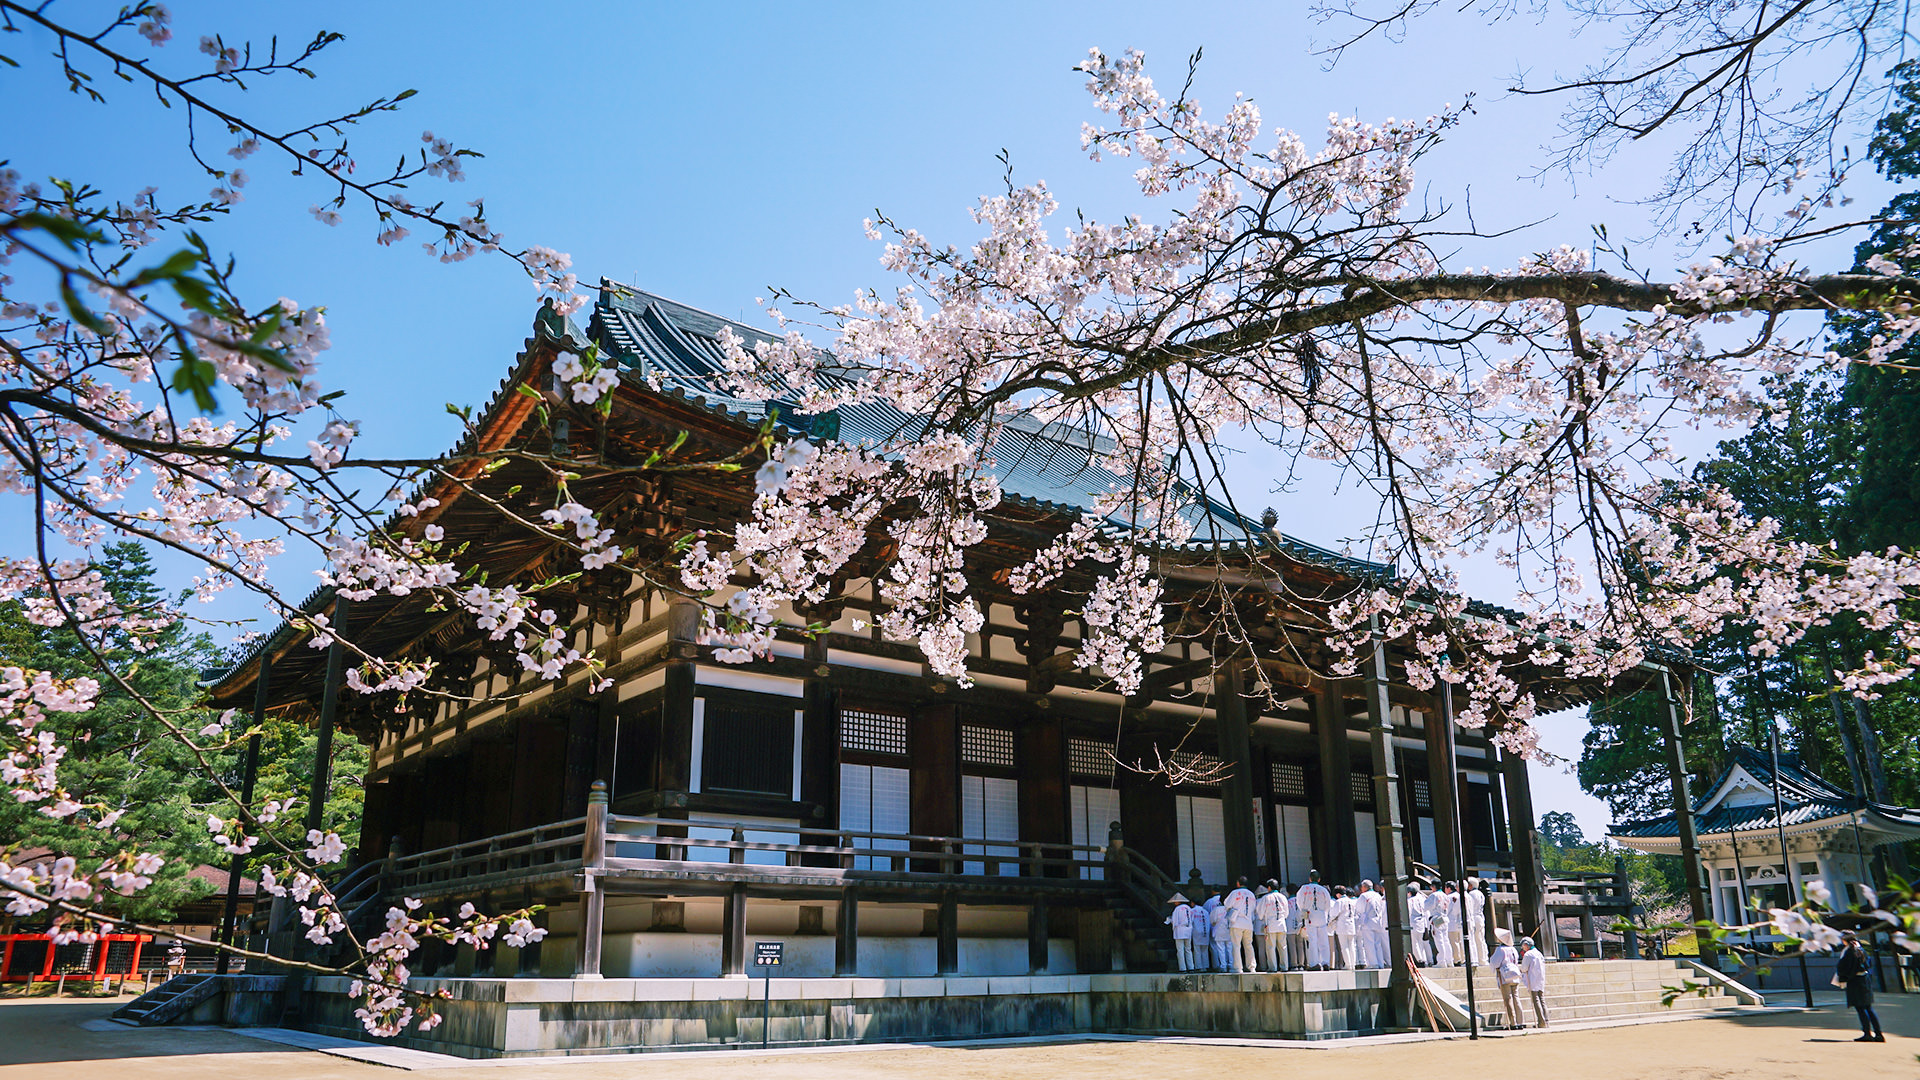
[1837,930,1884,1042]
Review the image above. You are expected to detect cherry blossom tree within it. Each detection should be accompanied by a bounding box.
[1311,1,1916,233]
[7,0,1920,1031]
[0,1,630,1035]
[700,46,1920,755]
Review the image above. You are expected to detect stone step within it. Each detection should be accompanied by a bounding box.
[1427,977,1727,1000]
[1447,988,1724,1010]
[1424,966,1703,986]
[1469,998,1731,1028]
[1426,975,1708,994]
[1449,989,1733,1022]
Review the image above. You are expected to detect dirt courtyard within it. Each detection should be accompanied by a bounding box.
[0,993,1913,1080]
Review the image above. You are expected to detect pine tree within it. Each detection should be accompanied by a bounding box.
[0,543,367,923]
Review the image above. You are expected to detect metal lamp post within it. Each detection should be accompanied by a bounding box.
[1767,717,1814,1008]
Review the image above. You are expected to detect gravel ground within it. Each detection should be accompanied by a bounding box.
[0,990,1912,1080]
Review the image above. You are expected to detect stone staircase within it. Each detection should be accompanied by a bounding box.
[1416,958,1757,1029]
[1105,888,1179,971]
[111,973,222,1026]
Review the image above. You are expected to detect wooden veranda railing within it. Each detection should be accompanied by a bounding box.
[598,814,1111,878]
[386,816,589,895]
[382,797,1118,898]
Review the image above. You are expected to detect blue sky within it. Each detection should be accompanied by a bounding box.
[5,1,1902,840]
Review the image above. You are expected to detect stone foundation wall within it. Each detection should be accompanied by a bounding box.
[290,972,1394,1058]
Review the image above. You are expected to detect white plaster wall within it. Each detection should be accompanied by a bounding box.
[595,933,1080,978]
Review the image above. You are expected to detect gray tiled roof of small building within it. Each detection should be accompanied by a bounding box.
[1609,742,1920,837]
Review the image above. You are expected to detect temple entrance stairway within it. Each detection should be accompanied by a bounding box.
[1414,957,1759,1028]
[1105,885,1180,971]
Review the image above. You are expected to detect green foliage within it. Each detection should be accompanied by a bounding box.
[1539,810,1584,848]
[1579,672,1725,822]
[0,543,224,920]
[1867,60,1920,182]
[1538,827,1686,915]
[0,543,366,923]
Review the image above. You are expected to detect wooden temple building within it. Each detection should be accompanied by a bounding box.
[191,284,1730,1049]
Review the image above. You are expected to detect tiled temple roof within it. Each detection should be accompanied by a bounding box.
[588,281,1392,578]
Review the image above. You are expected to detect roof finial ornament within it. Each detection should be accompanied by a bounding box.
[1260,507,1278,531]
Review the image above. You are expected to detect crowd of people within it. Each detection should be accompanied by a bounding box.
[1165,871,1553,1029]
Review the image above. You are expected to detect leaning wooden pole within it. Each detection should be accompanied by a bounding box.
[1365,614,1414,1024]
[1439,672,1479,1038]
[1657,666,1716,964]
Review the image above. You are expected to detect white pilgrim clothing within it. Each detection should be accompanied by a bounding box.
[1358,888,1389,968]
[1464,884,1489,966]
[1331,893,1360,969]
[1439,888,1463,965]
[1166,901,1196,972]
[1193,894,1216,968]
[1254,889,1289,972]
[1491,941,1523,1027]
[1208,902,1232,971]
[1520,947,1549,1027]
[1225,886,1257,973]
[1406,888,1434,965]
[1296,881,1333,969]
[1430,890,1457,967]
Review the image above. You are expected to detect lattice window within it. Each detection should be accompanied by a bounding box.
[1069,737,1115,781]
[840,707,909,757]
[961,724,1017,768]
[1270,761,1307,801]
[1352,771,1375,806]
[1412,778,1432,810]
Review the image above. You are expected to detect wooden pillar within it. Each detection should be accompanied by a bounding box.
[307,597,351,837]
[575,781,608,979]
[936,890,959,974]
[1117,733,1178,877]
[1028,897,1050,974]
[1314,681,1358,883]
[1075,908,1114,973]
[1615,856,1641,957]
[1019,713,1068,877]
[1215,662,1260,885]
[835,888,859,975]
[218,651,271,975]
[1364,615,1413,1021]
[659,600,701,793]
[1658,667,1715,961]
[721,883,748,977]
[911,705,959,871]
[800,636,840,867]
[1422,704,1462,886]
[1499,742,1547,940]
[520,903,547,975]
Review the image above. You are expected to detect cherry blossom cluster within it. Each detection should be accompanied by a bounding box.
[0,853,164,944]
[688,46,1920,757]
[1,667,101,819]
[682,436,1009,681]
[348,898,546,1037]
[540,500,623,567]
[0,5,614,1026]
[1073,551,1169,695]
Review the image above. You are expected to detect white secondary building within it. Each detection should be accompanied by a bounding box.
[1611,743,1920,926]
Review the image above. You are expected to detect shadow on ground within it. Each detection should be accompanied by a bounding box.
[0,999,270,1065]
